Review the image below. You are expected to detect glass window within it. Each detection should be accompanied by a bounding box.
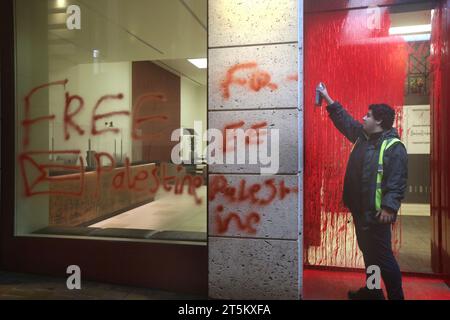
[15,0,207,242]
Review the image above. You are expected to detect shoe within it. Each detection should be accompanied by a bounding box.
[348,287,386,300]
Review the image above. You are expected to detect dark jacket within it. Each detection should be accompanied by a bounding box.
[326,101,408,225]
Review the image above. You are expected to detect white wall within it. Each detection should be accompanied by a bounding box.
[180,77,207,160]
[402,105,430,154]
[50,62,133,165]
[49,64,207,165]
[401,105,431,216]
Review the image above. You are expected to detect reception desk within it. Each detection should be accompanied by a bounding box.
[49,163,157,227]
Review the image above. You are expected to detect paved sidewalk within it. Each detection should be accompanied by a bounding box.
[3,269,449,300]
[0,270,206,300]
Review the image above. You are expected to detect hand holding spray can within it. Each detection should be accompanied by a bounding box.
[315,82,325,107]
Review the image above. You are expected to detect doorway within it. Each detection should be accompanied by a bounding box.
[303,0,441,276]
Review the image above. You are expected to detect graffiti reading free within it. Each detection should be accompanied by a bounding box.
[19,79,203,203]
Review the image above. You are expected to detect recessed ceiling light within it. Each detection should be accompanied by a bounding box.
[389,24,431,35]
[56,0,67,8]
[93,49,100,59]
[402,33,431,42]
[188,58,207,69]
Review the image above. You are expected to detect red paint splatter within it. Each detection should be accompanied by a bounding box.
[304,8,408,267]
[286,74,299,82]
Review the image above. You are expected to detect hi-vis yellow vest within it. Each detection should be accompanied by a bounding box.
[375,138,403,211]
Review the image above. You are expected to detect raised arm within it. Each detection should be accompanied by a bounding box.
[317,83,363,143]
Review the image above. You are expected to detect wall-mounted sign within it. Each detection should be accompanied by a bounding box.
[402,105,430,154]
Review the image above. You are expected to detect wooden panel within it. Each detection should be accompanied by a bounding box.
[49,163,156,227]
[1,235,208,295]
[132,61,180,162]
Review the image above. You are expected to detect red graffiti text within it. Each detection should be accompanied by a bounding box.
[221,62,278,100]
[222,121,268,153]
[209,175,298,234]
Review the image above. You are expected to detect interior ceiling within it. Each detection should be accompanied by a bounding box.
[390,10,431,28]
[47,1,428,87]
[48,0,207,85]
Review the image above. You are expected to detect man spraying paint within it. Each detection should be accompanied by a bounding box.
[316,83,408,300]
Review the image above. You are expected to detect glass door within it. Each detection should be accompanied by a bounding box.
[304,0,437,274]
[2,0,208,294]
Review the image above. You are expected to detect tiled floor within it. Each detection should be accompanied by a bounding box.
[1,269,448,300]
[90,186,206,232]
[397,215,432,273]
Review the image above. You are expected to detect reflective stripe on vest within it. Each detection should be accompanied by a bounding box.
[375,138,403,211]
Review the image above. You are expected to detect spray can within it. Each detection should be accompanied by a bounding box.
[315,82,325,107]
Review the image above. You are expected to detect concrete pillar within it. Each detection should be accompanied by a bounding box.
[208,0,303,300]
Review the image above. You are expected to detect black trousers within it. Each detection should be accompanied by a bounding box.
[353,217,405,300]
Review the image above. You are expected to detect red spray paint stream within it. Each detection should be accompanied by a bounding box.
[304,8,408,267]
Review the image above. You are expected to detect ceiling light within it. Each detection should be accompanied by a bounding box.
[188,58,207,69]
[56,0,67,8]
[389,24,431,35]
[402,33,431,42]
[93,49,100,59]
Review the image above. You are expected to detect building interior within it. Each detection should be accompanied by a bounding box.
[15,0,208,242]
